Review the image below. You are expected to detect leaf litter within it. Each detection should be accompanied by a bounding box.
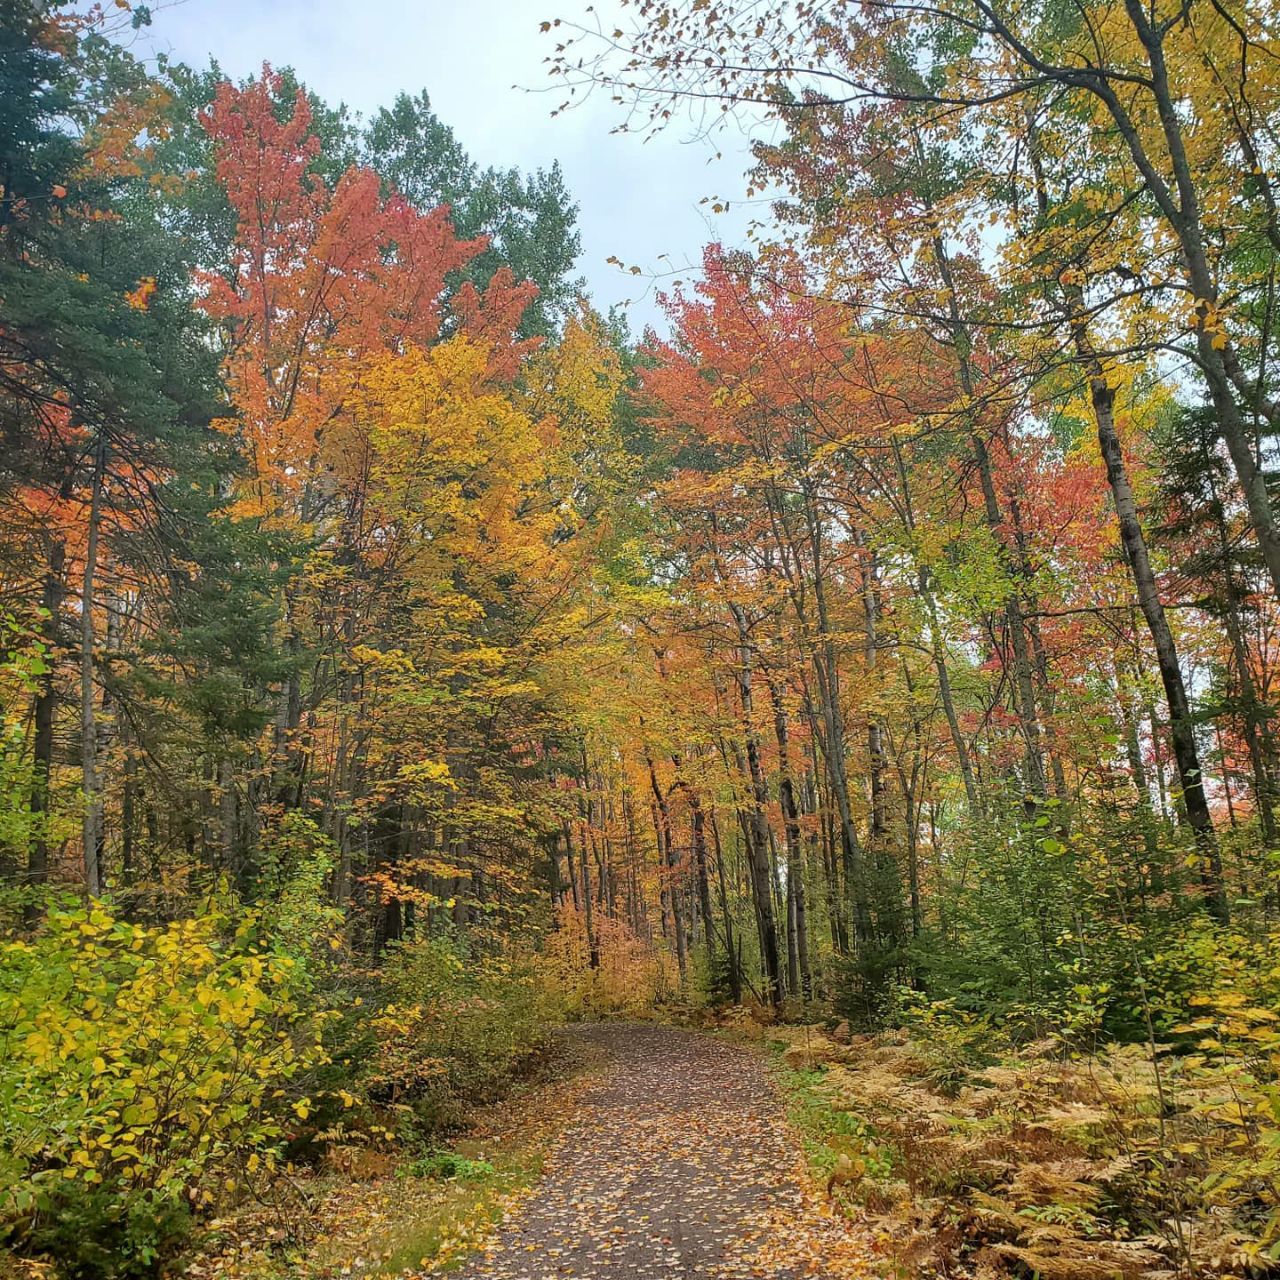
[431,1025,875,1279]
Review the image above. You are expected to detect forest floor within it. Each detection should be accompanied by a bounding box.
[442,1024,875,1280]
[183,1024,874,1280]
[184,1036,597,1280]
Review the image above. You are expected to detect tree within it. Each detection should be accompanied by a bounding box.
[363,91,583,338]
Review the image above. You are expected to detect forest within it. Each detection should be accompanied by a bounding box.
[4,0,1280,1276]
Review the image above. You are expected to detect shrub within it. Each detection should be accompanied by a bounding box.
[368,934,550,1142]
[894,990,1004,1095]
[403,1152,495,1181]
[256,813,345,971]
[1144,917,1280,1039]
[0,901,331,1277]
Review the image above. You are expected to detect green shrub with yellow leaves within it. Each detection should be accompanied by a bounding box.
[0,901,332,1277]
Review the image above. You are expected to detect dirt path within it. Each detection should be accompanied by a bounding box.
[448,1024,872,1279]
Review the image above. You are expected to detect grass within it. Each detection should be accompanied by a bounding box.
[366,1128,552,1276]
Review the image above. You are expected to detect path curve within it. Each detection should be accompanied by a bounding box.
[451,1024,868,1279]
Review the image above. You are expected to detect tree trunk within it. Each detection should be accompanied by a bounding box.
[862,544,889,846]
[27,536,66,915]
[708,807,743,1003]
[926,216,1047,806]
[680,764,718,964]
[727,604,784,1005]
[80,439,105,897]
[1068,306,1226,921]
[647,753,687,981]
[765,672,811,999]
[1110,0,1280,604]
[919,569,982,813]
[577,811,598,968]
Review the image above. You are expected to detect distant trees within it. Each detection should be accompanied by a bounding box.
[492,0,1280,1017]
[6,0,1280,1044]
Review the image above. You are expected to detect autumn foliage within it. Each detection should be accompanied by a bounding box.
[6,0,1280,1275]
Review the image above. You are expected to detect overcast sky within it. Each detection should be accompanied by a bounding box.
[134,0,765,333]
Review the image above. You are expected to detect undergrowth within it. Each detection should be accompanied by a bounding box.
[772,1013,1280,1279]
[181,1036,598,1280]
